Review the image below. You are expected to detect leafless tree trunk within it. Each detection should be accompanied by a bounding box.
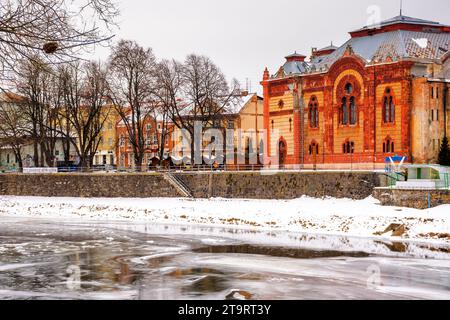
[58,61,110,170]
[107,40,157,172]
[155,55,241,165]
[16,59,59,167]
[0,97,28,171]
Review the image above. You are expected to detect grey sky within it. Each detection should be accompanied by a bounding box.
[92,0,450,93]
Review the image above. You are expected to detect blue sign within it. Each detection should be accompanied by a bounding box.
[385,156,408,163]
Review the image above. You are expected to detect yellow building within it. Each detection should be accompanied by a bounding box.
[93,106,120,166]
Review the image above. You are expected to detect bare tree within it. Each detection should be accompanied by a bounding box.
[155,55,241,163]
[0,0,119,84]
[0,94,28,170]
[58,61,110,169]
[107,40,157,171]
[16,59,59,167]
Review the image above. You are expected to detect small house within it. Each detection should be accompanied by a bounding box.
[395,165,450,189]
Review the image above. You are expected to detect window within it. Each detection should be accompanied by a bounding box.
[227,120,235,129]
[108,138,113,146]
[278,100,284,109]
[309,142,319,155]
[108,122,113,130]
[345,83,353,94]
[383,137,395,153]
[437,88,439,99]
[271,120,274,131]
[341,97,348,125]
[157,123,162,130]
[343,140,355,154]
[350,97,357,125]
[339,82,358,126]
[6,154,10,163]
[55,150,60,156]
[431,87,434,99]
[146,124,152,131]
[309,96,319,128]
[119,134,125,146]
[383,88,395,124]
[289,118,292,132]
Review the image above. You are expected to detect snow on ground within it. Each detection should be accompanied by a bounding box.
[0,195,449,244]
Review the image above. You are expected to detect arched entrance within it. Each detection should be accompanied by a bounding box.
[278,138,287,168]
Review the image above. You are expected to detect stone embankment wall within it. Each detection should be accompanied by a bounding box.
[373,188,450,209]
[0,173,179,198]
[176,171,384,200]
[0,171,385,200]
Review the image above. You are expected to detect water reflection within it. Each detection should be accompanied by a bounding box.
[0,217,449,300]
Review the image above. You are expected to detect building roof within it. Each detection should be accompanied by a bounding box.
[405,164,450,174]
[351,15,447,33]
[312,29,450,70]
[224,93,263,115]
[285,52,306,59]
[317,44,339,52]
[0,91,27,103]
[270,15,450,79]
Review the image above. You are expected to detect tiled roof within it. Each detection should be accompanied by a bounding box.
[275,29,450,78]
[313,30,450,70]
[272,15,450,79]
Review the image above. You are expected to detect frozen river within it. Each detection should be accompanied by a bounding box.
[0,217,449,300]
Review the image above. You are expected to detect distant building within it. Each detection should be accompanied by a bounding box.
[261,14,450,169]
[92,106,120,167]
[116,113,174,169]
[0,92,78,170]
[171,92,264,165]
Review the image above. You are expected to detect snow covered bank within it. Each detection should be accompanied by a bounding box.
[0,195,449,244]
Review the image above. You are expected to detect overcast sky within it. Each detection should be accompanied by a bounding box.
[91,0,450,93]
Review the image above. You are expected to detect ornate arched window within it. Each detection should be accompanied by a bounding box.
[383,137,395,154]
[350,97,357,125]
[383,88,395,124]
[309,141,319,155]
[309,96,319,128]
[342,140,355,154]
[339,81,358,126]
[341,97,348,125]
